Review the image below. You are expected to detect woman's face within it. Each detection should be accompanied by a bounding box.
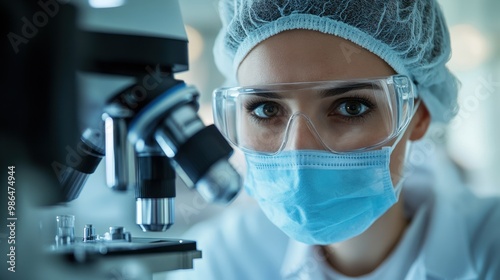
[237,30,429,184]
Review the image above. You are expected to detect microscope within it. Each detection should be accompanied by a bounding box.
[0,0,241,279]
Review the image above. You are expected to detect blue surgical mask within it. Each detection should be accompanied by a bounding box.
[244,143,405,245]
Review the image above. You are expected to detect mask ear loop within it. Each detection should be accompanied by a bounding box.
[391,99,422,199]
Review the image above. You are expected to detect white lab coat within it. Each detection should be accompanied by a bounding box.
[167,149,500,280]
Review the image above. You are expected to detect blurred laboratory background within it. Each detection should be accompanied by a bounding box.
[32,0,499,278]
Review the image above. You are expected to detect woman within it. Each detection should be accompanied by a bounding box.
[171,1,500,279]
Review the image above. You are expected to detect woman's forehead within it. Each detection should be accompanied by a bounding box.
[237,30,395,86]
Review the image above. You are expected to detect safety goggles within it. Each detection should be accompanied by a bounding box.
[213,75,417,155]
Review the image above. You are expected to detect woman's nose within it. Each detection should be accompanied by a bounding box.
[282,113,326,151]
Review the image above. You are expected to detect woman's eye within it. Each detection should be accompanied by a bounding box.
[253,103,279,118]
[338,101,369,116]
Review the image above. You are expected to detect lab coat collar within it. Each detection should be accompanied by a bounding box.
[280,239,327,280]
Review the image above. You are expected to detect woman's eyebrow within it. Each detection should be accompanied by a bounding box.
[319,83,380,98]
[244,83,381,99]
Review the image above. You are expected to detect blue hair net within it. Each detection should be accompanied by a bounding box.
[214,0,459,122]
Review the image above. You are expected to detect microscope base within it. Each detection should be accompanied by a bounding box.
[46,238,202,279]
